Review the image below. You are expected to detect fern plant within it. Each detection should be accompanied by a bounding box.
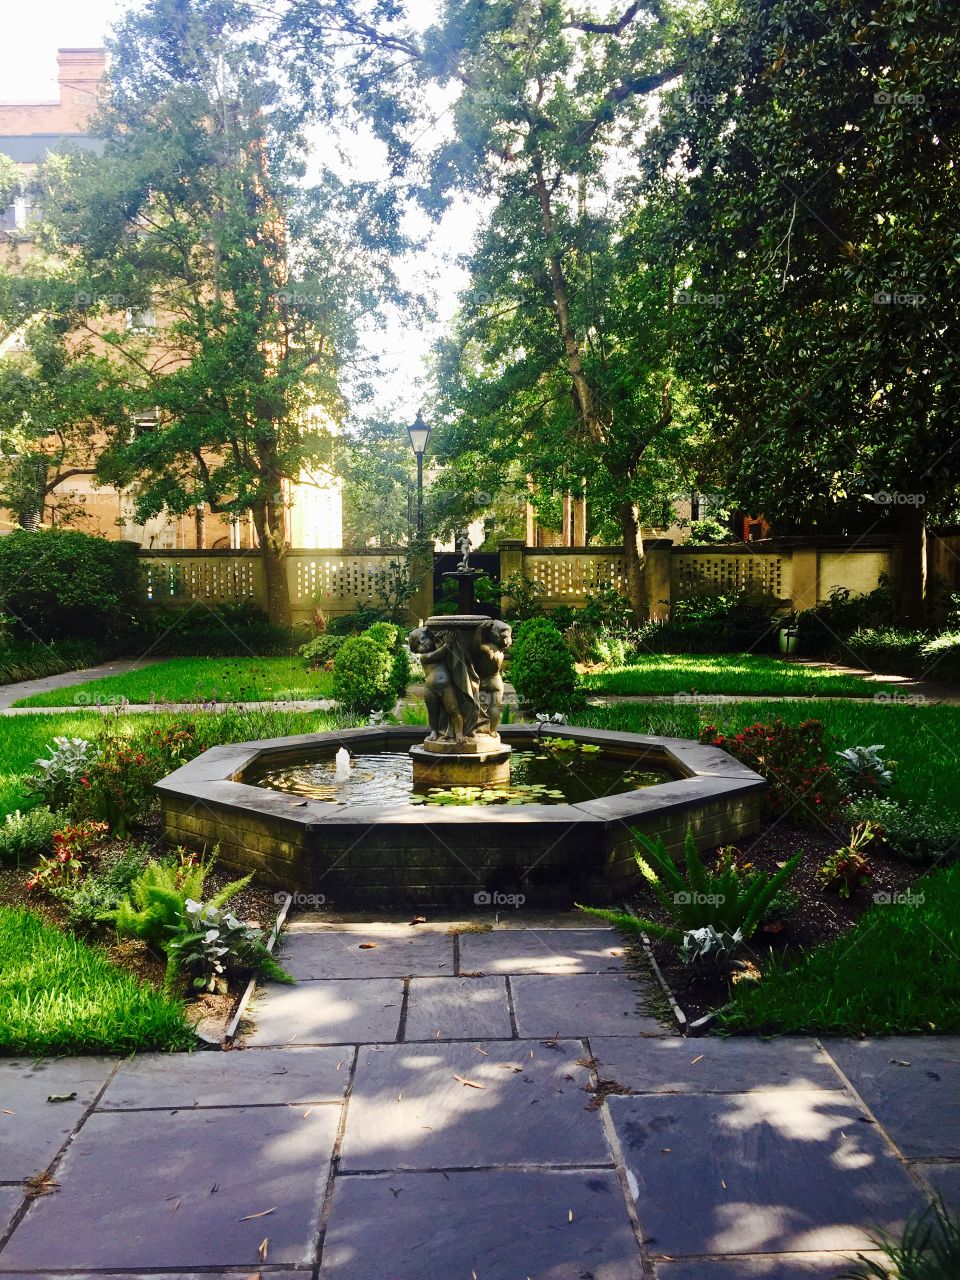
[579,828,801,948]
[112,858,213,949]
[836,1197,960,1279]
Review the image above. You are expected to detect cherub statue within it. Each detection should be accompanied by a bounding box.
[472,618,513,737]
[408,625,464,743]
[456,530,471,572]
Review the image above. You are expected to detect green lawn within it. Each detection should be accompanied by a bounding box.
[0,906,194,1053]
[717,865,960,1035]
[0,707,356,817]
[573,699,960,824]
[14,656,336,708]
[580,654,880,698]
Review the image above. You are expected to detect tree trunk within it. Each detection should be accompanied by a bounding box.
[252,501,292,628]
[619,500,648,621]
[898,504,926,627]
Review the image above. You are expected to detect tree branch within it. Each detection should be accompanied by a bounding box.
[563,1,644,35]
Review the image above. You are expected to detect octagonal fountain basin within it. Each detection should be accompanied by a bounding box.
[156,724,767,910]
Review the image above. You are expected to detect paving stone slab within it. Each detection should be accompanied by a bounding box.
[825,1038,960,1158]
[245,978,403,1045]
[99,1045,351,1109]
[459,927,627,975]
[279,925,454,979]
[340,1040,608,1170]
[655,1257,887,1278]
[318,1169,642,1279]
[0,1058,114,1181]
[404,976,512,1040]
[610,1090,923,1256]
[590,1036,841,1094]
[0,1106,338,1270]
[510,973,662,1037]
[0,1188,21,1242]
[915,1161,960,1209]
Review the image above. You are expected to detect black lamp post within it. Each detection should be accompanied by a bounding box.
[407,409,432,535]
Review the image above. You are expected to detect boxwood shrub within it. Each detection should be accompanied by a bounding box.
[332,634,397,712]
[510,617,582,712]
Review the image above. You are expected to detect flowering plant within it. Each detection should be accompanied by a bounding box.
[699,718,847,826]
[26,820,108,892]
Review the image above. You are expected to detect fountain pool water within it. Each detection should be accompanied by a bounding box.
[246,742,670,807]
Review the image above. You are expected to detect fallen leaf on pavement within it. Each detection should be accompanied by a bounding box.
[240,1208,276,1222]
[25,1172,59,1198]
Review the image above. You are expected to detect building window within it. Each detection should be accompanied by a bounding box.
[126,306,156,333]
[130,407,159,440]
[1,196,40,233]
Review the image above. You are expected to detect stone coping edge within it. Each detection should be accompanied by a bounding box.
[155,726,767,834]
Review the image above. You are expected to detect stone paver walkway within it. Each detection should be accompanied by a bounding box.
[1,922,956,1276]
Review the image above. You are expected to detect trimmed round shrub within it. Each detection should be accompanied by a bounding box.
[366,621,401,651]
[332,635,396,712]
[299,633,345,668]
[509,617,582,712]
[389,644,411,699]
[0,530,139,641]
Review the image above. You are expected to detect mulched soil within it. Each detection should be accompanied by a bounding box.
[642,822,923,1025]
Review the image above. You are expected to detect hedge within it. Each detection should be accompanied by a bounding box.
[0,530,139,642]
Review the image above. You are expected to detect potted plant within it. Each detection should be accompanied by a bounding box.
[777,611,799,655]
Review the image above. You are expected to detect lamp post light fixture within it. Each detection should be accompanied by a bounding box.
[407,409,432,535]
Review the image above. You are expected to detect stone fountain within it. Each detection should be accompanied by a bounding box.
[407,533,513,788]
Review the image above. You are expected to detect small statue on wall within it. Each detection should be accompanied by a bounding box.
[472,618,513,738]
[456,529,472,572]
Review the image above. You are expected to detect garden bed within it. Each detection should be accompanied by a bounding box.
[0,838,285,1054]
[640,822,921,1026]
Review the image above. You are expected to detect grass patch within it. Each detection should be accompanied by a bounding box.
[581,654,879,698]
[15,656,336,708]
[717,865,960,1035]
[573,699,960,825]
[0,707,358,818]
[0,905,194,1053]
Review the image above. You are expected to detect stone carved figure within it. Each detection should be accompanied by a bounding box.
[408,626,464,743]
[456,530,471,572]
[472,619,513,738]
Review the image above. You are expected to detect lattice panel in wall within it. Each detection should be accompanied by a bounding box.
[292,555,395,605]
[143,557,257,601]
[672,552,785,599]
[523,552,626,600]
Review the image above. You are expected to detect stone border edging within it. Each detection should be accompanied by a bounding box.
[223,890,292,1045]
